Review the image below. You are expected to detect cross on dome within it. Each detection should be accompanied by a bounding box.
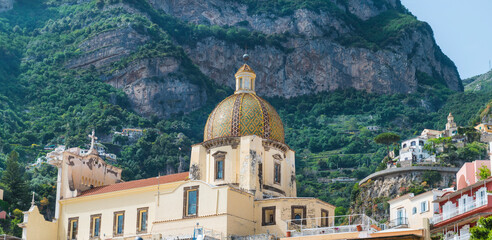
[31,191,35,207]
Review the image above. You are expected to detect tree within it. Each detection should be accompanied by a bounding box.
[476,165,491,181]
[1,151,29,211]
[422,171,442,187]
[374,132,400,157]
[470,216,492,240]
[424,138,439,155]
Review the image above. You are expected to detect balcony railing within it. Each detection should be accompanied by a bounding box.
[431,198,488,224]
[387,217,408,228]
[285,214,380,237]
[444,232,470,240]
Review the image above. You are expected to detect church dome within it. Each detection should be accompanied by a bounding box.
[204,62,285,143]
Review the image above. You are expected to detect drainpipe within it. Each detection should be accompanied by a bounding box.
[54,165,62,220]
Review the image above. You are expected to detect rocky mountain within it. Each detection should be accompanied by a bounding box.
[151,0,462,98]
[463,69,492,93]
[19,0,463,118]
[0,1,488,231]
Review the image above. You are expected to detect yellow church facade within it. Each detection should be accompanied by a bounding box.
[20,61,335,240]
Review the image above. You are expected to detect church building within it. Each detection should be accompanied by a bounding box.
[19,59,335,240]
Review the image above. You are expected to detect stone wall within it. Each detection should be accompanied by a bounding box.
[354,166,459,222]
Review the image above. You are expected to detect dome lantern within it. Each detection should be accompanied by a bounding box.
[204,59,285,143]
[234,55,256,93]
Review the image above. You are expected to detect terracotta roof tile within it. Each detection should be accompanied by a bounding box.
[78,172,189,197]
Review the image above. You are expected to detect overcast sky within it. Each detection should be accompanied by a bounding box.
[400,0,492,79]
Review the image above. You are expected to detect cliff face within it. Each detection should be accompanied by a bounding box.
[150,0,462,97]
[66,27,150,69]
[185,37,418,97]
[106,57,207,118]
[0,0,13,12]
[354,169,456,221]
[67,26,206,118]
[64,0,462,117]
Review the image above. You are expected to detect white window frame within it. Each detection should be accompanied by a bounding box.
[420,201,428,213]
[396,208,405,225]
[476,187,488,207]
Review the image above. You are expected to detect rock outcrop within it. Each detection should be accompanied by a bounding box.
[67,25,206,118]
[148,0,462,97]
[65,0,463,117]
[66,27,149,69]
[185,37,418,97]
[354,167,457,221]
[0,0,13,12]
[106,57,207,118]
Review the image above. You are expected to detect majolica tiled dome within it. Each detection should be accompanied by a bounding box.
[203,63,285,143]
[204,93,285,143]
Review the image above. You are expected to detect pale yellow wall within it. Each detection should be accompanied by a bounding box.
[389,191,441,229]
[155,215,229,239]
[254,198,336,237]
[475,123,492,133]
[226,188,256,236]
[262,146,296,198]
[156,181,228,221]
[153,181,234,237]
[58,181,184,240]
[190,135,297,199]
[153,181,258,237]
[208,145,238,185]
[20,206,57,240]
[190,144,207,181]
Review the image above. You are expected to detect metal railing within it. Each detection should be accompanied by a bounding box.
[444,233,470,240]
[431,198,488,224]
[387,217,408,228]
[285,214,380,237]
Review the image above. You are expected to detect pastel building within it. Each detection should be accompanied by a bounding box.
[19,61,336,240]
[388,190,444,230]
[475,123,492,134]
[420,113,458,140]
[456,160,491,190]
[399,137,434,164]
[430,142,492,240]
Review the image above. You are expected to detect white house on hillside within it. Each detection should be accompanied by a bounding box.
[399,137,435,164]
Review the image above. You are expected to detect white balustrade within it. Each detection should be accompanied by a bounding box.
[431,197,487,224]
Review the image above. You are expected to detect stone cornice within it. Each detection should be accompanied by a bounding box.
[262,139,290,153]
[201,137,240,150]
